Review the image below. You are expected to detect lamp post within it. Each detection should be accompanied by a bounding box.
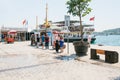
[65,15,70,54]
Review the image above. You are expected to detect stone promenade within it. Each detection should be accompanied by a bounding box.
[0,41,120,80]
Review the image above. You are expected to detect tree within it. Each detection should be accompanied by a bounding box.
[66,0,92,41]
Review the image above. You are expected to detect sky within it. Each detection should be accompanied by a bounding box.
[0,0,120,32]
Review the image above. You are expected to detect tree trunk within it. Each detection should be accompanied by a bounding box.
[79,14,83,41]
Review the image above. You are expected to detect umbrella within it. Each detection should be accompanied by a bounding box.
[8,30,17,34]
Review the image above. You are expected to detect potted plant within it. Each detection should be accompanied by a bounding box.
[66,0,92,56]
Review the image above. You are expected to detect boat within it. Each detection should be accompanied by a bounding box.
[38,3,96,43]
[63,27,96,43]
[52,21,96,43]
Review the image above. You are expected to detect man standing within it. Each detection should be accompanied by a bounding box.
[36,34,40,48]
[88,34,91,47]
[30,34,35,46]
[41,34,45,49]
[45,34,49,49]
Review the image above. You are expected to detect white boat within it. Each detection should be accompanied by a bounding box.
[50,20,96,43]
[61,22,96,43]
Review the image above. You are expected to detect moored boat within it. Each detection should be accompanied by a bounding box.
[61,22,96,43]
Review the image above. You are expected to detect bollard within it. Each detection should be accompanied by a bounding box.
[105,51,119,63]
[91,49,99,59]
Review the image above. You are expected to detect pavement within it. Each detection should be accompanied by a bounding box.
[0,41,120,80]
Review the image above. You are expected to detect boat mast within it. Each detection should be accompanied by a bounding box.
[46,3,48,26]
[44,3,50,28]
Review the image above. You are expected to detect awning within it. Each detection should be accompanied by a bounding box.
[8,30,17,34]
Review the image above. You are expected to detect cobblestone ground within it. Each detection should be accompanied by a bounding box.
[0,41,120,80]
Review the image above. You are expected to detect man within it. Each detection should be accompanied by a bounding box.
[41,34,45,49]
[45,34,49,49]
[30,34,35,46]
[36,34,40,48]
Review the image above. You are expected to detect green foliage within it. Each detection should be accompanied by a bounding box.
[66,0,92,17]
[66,0,92,41]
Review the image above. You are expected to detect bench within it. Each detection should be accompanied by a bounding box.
[90,48,119,63]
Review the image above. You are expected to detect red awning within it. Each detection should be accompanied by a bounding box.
[8,30,17,34]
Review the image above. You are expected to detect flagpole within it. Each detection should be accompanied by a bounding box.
[26,20,28,41]
[22,19,28,41]
[24,22,27,41]
[93,16,95,26]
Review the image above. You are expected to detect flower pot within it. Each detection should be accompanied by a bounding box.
[73,41,89,56]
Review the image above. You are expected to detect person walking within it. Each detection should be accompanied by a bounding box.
[30,34,35,46]
[88,34,91,47]
[36,34,40,48]
[41,34,45,49]
[45,34,49,49]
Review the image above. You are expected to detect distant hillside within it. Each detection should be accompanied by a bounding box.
[93,28,120,35]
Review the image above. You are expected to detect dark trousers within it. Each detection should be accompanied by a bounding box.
[55,43,59,53]
[31,40,35,46]
[45,42,49,49]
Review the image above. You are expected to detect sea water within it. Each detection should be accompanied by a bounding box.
[93,35,120,46]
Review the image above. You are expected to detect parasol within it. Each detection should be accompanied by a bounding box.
[8,30,17,34]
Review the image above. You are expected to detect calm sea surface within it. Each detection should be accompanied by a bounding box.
[93,35,120,46]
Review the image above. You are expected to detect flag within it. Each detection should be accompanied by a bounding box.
[22,19,26,25]
[90,17,95,21]
[22,19,28,25]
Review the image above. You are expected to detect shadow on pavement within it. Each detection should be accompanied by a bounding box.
[0,62,60,73]
[54,54,76,61]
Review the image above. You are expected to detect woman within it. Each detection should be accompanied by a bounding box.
[59,37,64,53]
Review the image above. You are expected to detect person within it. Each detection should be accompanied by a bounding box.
[41,34,45,49]
[87,34,91,47]
[59,36,64,53]
[55,40,60,53]
[45,34,49,49]
[30,34,35,46]
[4,35,8,43]
[52,33,60,49]
[36,34,40,48]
